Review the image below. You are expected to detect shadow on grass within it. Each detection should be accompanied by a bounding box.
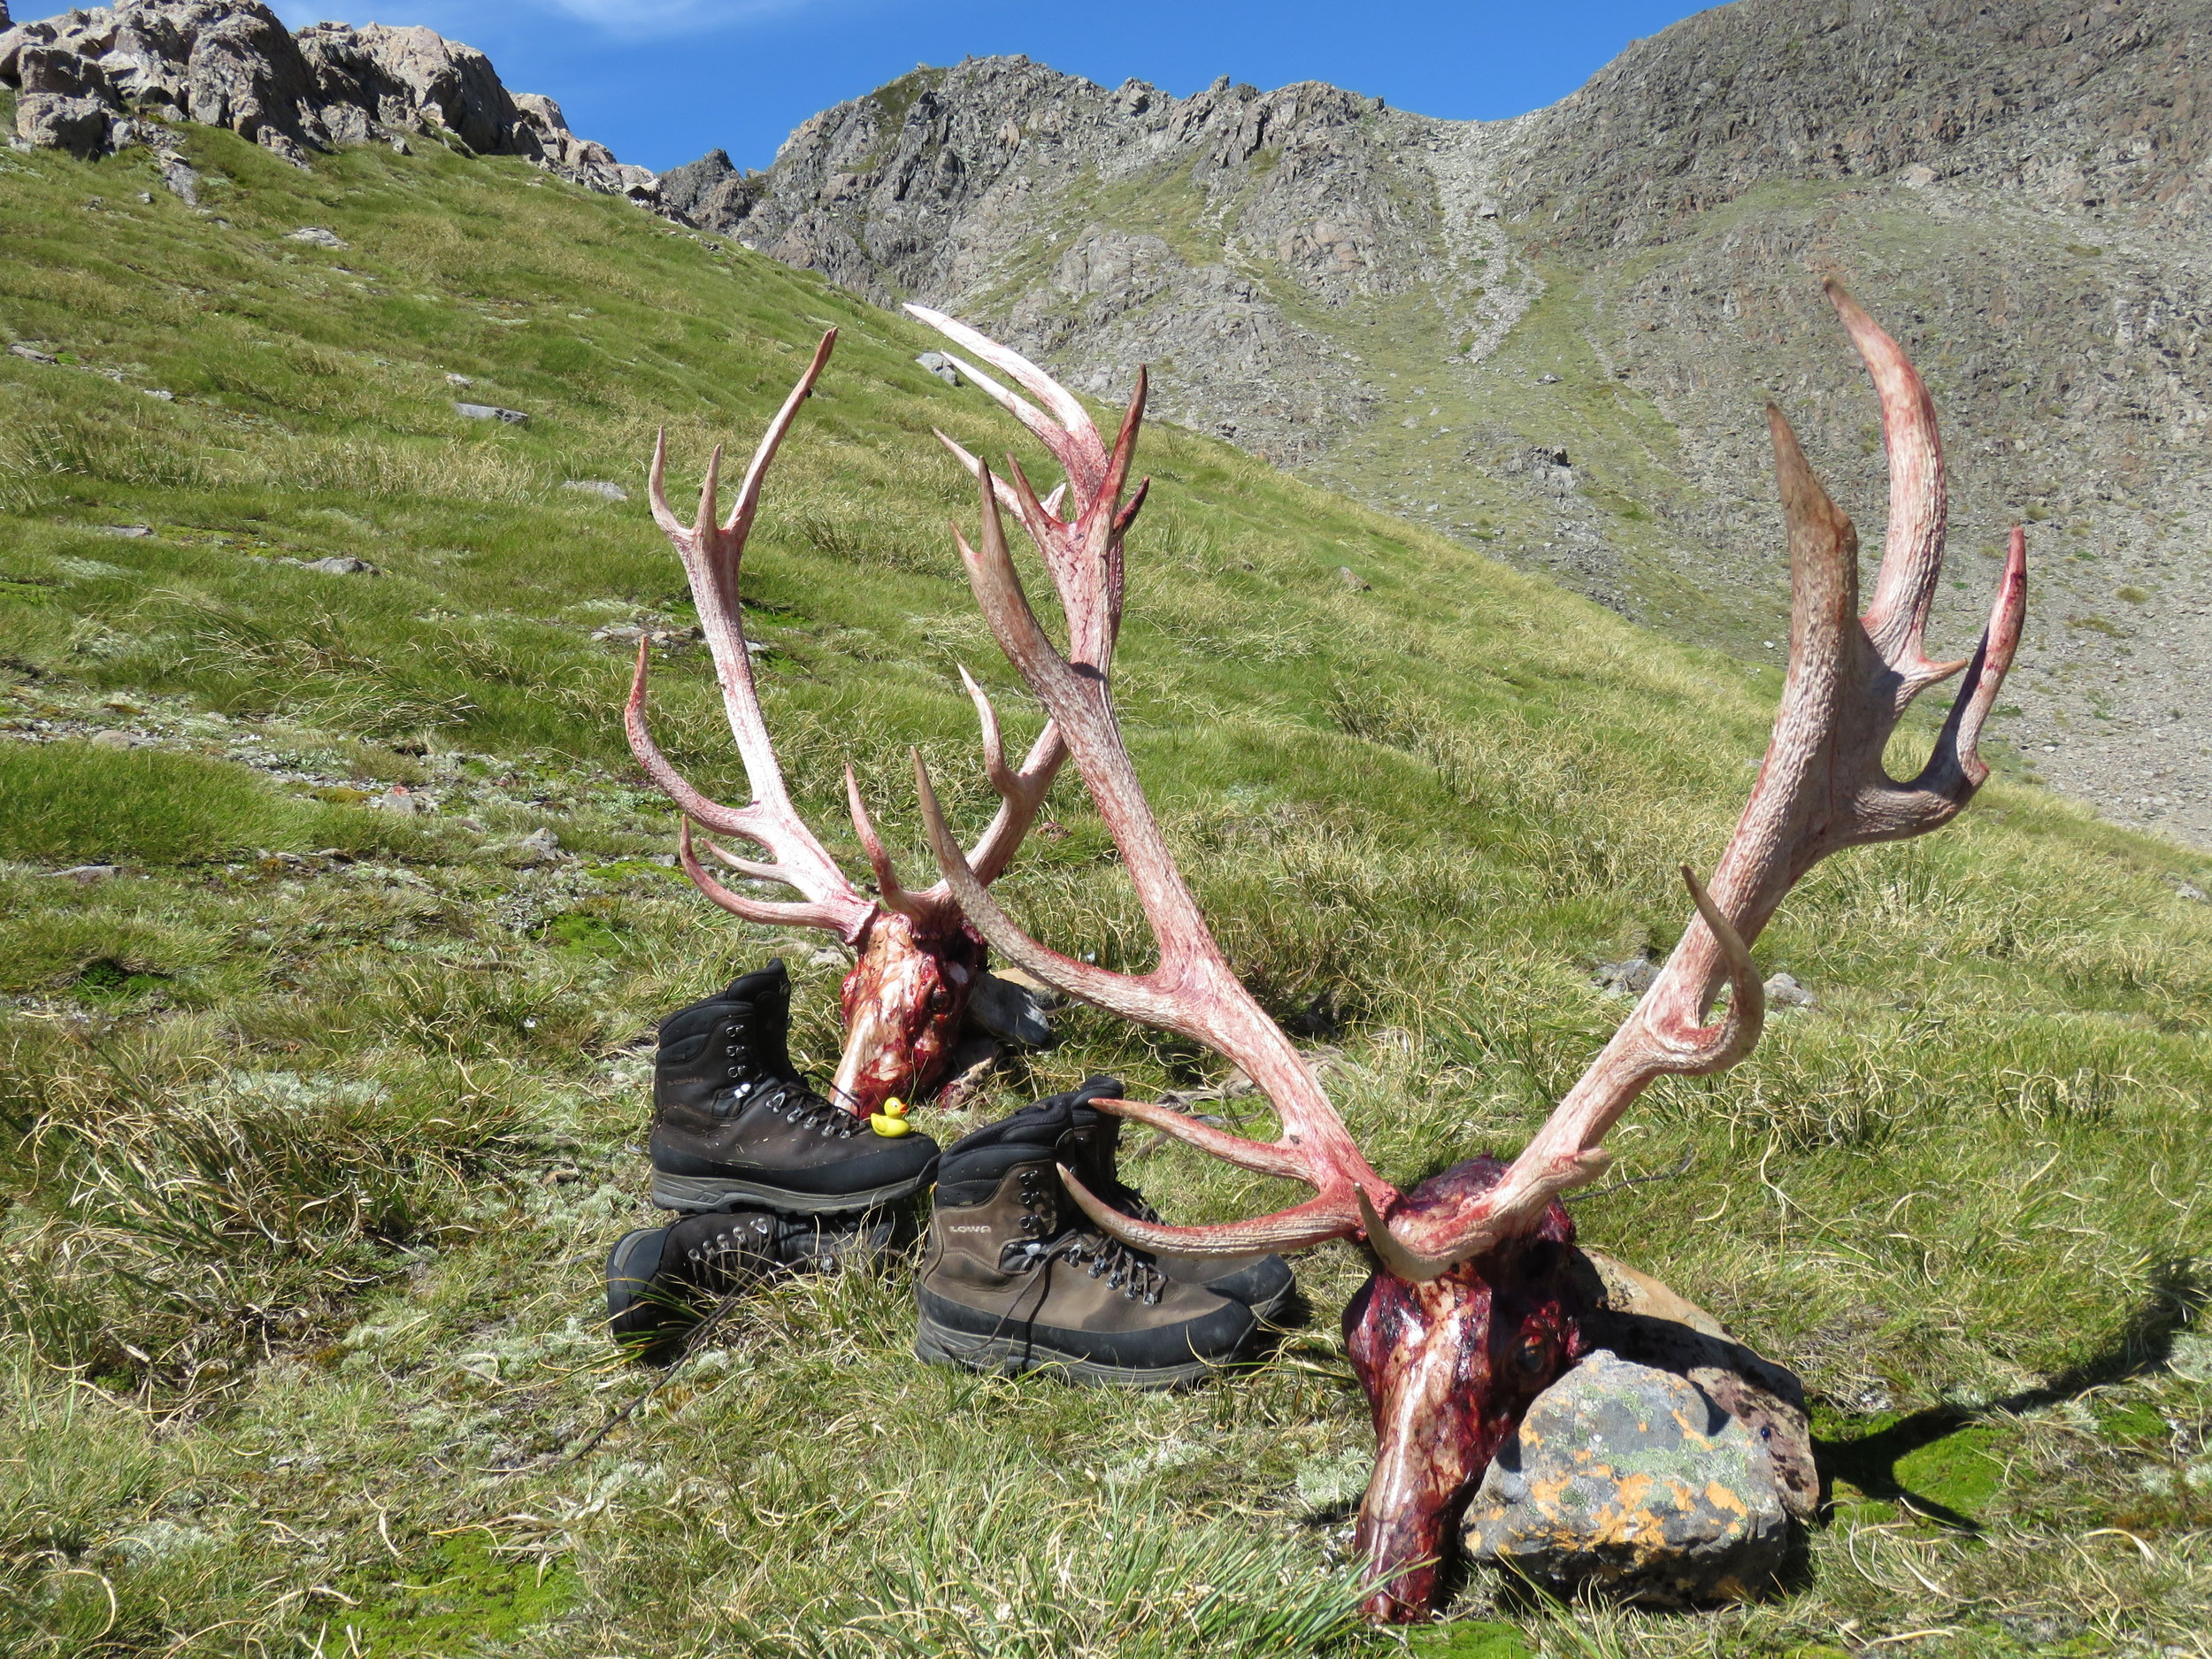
[1814,1256,2208,1531]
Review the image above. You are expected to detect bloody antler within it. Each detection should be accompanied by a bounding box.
[1382,280,2025,1271]
[915,281,2024,1619]
[626,322,1141,1112]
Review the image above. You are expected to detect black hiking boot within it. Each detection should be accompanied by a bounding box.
[913,1084,1263,1387]
[1056,1076,1298,1321]
[606,1208,896,1364]
[649,959,941,1214]
[606,1209,783,1364]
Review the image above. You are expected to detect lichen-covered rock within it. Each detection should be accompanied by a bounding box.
[1568,1248,1817,1523]
[1463,1349,1789,1604]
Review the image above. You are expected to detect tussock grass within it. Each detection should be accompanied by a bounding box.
[0,120,2208,1656]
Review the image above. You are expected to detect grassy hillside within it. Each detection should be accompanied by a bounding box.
[4,116,2211,1658]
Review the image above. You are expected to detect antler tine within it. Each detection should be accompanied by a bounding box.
[675,819,872,933]
[953,665,1070,888]
[1829,280,1947,674]
[726,330,838,536]
[1394,288,2024,1271]
[936,429,1036,522]
[841,763,937,924]
[630,336,877,943]
[907,303,1107,503]
[918,457,1385,1255]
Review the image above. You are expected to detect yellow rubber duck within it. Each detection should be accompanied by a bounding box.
[870,1096,913,1138]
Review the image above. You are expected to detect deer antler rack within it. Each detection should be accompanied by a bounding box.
[917,280,2024,1270]
[625,322,1147,933]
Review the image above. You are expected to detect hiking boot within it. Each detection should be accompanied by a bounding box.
[606,1208,897,1364]
[649,959,941,1214]
[1056,1076,1298,1322]
[606,1208,783,1363]
[914,1087,1260,1387]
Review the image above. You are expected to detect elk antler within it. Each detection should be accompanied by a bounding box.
[626,324,1132,935]
[914,418,1397,1256]
[917,280,2024,1273]
[626,332,879,941]
[1386,279,2025,1271]
[626,322,1142,1113]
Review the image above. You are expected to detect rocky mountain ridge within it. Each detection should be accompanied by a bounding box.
[680,3,2212,848]
[0,1,660,210]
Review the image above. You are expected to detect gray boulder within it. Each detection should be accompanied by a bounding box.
[454,402,527,425]
[1463,1349,1790,1604]
[16,90,114,158]
[1567,1248,1817,1523]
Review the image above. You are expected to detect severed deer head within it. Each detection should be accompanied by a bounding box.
[913,282,2024,1620]
[626,313,1144,1116]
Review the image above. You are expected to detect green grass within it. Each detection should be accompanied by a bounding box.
[1,119,2209,1657]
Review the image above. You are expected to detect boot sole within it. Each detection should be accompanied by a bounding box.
[651,1168,933,1215]
[912,1313,1236,1389]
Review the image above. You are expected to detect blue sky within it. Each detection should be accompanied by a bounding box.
[267,2,1717,174]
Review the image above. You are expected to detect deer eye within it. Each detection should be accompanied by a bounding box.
[1512,1333,1553,1377]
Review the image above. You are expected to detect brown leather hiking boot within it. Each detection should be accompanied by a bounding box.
[914,1087,1260,1386]
[1057,1080,1297,1321]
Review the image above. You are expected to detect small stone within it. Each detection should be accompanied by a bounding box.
[964,971,1055,1048]
[563,480,628,502]
[8,343,58,364]
[2171,880,2208,902]
[98,525,152,538]
[446,373,473,387]
[1337,565,1371,591]
[455,402,529,424]
[50,864,122,884]
[88,729,146,749]
[1538,373,1561,385]
[285,227,347,249]
[1463,1349,1790,1604]
[366,786,430,815]
[1763,972,1816,1008]
[144,388,174,401]
[513,826,563,862]
[1594,957,1657,997]
[300,556,380,575]
[807,947,849,969]
[915,351,962,386]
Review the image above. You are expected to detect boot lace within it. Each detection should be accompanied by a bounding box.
[1002,1230,1166,1305]
[751,1076,863,1139]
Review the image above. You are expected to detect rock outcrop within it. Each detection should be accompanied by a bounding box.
[685,58,1519,465]
[0,1,661,211]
